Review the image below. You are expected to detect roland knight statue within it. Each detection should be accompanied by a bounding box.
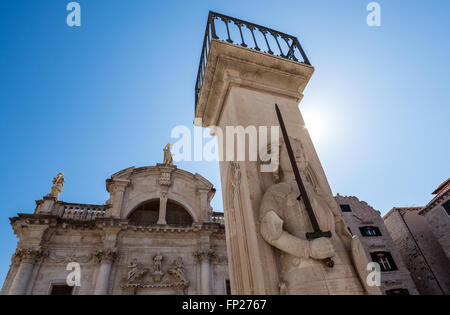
[259,136,377,295]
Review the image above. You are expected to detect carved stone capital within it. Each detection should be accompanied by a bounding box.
[12,248,48,265]
[106,179,130,193]
[94,248,118,264]
[193,249,216,263]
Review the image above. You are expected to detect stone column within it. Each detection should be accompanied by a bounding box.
[193,249,215,295]
[157,192,168,225]
[197,189,210,222]
[8,249,45,295]
[194,39,315,294]
[106,179,130,218]
[93,249,117,295]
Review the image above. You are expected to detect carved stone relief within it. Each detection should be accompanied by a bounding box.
[121,254,189,294]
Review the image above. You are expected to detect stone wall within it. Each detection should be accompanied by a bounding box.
[421,196,450,261]
[384,208,450,295]
[335,195,418,295]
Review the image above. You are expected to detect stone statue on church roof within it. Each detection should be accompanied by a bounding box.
[163,143,174,165]
[47,172,65,199]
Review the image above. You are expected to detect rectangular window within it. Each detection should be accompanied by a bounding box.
[225,279,231,295]
[443,199,450,216]
[370,252,398,272]
[340,204,352,213]
[386,288,410,295]
[359,226,382,237]
[50,285,73,295]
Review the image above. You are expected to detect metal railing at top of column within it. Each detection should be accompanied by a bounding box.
[195,11,311,110]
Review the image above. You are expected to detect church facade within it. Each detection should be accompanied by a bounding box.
[1,160,229,295]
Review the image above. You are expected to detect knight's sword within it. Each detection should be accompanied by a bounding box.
[275,104,334,268]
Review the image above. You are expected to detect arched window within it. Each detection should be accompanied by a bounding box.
[128,199,193,226]
[166,200,193,226]
[128,199,160,225]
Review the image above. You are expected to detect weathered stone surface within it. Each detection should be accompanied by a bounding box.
[195,39,367,295]
[336,195,418,295]
[384,207,450,295]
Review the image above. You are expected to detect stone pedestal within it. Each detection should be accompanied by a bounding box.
[36,196,57,215]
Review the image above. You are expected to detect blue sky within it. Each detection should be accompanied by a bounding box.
[0,0,449,285]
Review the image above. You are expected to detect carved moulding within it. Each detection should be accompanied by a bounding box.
[12,248,48,265]
[121,256,189,295]
[47,252,94,264]
[94,249,118,264]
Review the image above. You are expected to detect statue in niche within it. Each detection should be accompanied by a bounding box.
[152,252,164,282]
[163,143,174,165]
[127,259,148,283]
[259,137,367,295]
[47,172,65,199]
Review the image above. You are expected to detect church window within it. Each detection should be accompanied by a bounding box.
[129,199,160,225]
[225,279,231,295]
[359,226,382,237]
[386,288,410,295]
[340,204,352,212]
[128,199,193,226]
[50,285,73,295]
[370,252,398,272]
[165,200,193,226]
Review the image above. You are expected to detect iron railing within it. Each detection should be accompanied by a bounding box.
[195,11,311,109]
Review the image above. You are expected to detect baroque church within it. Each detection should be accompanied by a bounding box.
[1,148,229,295]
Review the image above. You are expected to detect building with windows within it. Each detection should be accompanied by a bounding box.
[419,178,450,261]
[384,206,450,295]
[1,160,229,295]
[335,195,418,295]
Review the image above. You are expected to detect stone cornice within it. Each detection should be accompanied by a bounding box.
[419,190,450,216]
[108,165,214,191]
[9,214,225,237]
[383,207,423,221]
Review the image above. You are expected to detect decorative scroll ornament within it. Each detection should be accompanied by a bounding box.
[94,249,118,264]
[121,255,189,293]
[12,248,48,264]
[158,171,172,187]
[193,249,216,263]
[47,252,93,264]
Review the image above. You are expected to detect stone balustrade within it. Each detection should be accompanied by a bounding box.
[61,203,109,221]
[211,212,224,224]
